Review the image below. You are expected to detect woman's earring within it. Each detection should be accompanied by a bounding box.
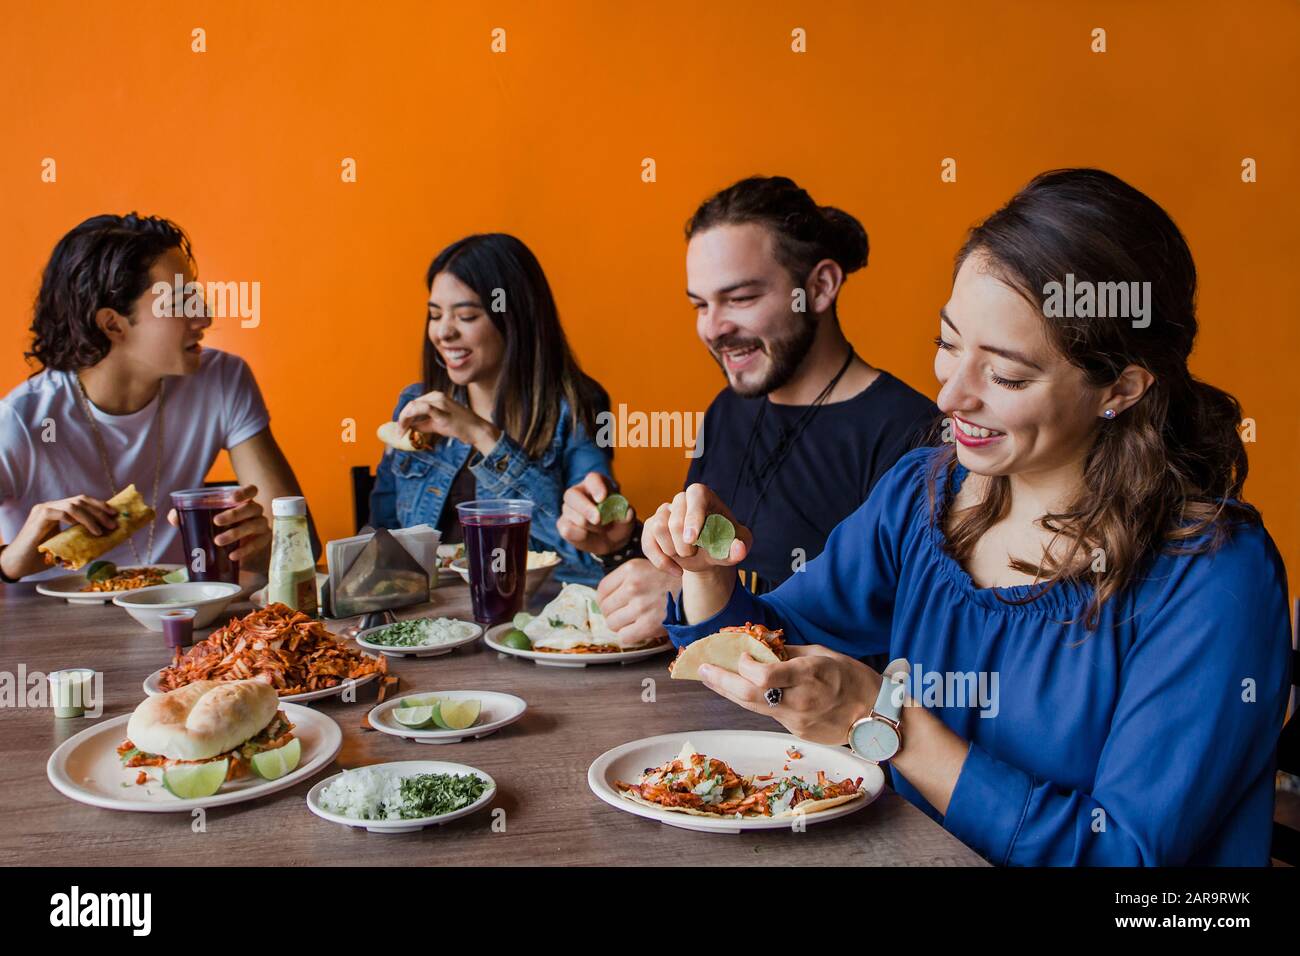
[1103,409,1117,420]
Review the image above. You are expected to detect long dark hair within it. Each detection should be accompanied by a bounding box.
[26,213,192,372]
[933,168,1256,627]
[685,175,869,288]
[422,233,609,459]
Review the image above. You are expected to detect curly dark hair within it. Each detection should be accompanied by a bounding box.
[685,175,869,282]
[25,213,192,372]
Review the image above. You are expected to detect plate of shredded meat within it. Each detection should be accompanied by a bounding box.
[142,602,388,703]
[36,564,185,604]
[588,730,884,834]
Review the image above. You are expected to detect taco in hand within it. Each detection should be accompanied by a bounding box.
[669,622,786,680]
[376,421,431,452]
[37,484,155,571]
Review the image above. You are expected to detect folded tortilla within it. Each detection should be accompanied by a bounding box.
[670,623,785,680]
[376,421,429,452]
[37,484,155,570]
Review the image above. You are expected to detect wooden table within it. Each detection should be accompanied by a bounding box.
[0,580,987,866]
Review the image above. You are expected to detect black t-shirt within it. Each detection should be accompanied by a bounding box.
[437,463,478,544]
[685,370,938,595]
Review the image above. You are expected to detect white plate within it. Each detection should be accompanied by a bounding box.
[46,702,342,813]
[588,729,885,834]
[368,690,526,744]
[448,553,562,587]
[435,544,464,584]
[35,565,186,604]
[142,666,382,704]
[354,618,482,658]
[484,624,671,668]
[306,760,496,833]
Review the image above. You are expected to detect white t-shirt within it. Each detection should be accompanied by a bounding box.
[0,349,270,580]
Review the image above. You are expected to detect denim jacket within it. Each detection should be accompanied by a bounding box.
[369,383,612,585]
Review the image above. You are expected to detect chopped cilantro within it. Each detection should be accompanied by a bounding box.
[398,772,489,819]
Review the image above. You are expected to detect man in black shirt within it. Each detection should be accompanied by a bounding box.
[558,175,937,644]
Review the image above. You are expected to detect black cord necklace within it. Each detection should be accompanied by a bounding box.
[728,347,856,526]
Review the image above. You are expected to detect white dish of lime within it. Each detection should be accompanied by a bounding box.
[354,617,482,658]
[307,760,496,833]
[367,690,526,744]
[45,702,342,812]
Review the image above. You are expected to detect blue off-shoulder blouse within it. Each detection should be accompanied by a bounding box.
[664,447,1292,866]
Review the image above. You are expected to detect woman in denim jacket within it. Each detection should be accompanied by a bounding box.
[369,233,616,585]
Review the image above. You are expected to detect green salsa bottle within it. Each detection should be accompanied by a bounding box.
[268,496,317,614]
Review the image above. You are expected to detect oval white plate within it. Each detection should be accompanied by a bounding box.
[484,624,671,668]
[35,565,186,605]
[354,618,482,658]
[588,729,884,834]
[368,690,526,744]
[306,760,496,833]
[46,702,341,813]
[143,666,381,704]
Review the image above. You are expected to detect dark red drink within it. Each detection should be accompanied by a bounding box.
[456,499,534,625]
[170,486,241,584]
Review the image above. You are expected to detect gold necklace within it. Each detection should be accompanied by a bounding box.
[72,372,165,565]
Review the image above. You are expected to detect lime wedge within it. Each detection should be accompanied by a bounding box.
[432,698,480,730]
[250,737,301,780]
[162,759,229,798]
[393,705,437,728]
[162,568,188,584]
[399,695,440,708]
[696,514,736,560]
[598,494,629,524]
[85,560,117,583]
[501,629,532,650]
[512,612,532,629]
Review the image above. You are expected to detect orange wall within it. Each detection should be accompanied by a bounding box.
[2,1,1297,592]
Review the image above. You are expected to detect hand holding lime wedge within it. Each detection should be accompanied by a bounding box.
[597,494,629,525]
[695,514,737,561]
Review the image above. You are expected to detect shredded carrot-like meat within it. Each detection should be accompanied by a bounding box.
[157,603,386,695]
[80,566,168,592]
[615,748,862,817]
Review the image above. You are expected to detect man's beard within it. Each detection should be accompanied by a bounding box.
[711,312,818,398]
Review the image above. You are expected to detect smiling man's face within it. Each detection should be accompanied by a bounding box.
[935,253,1102,479]
[686,223,815,398]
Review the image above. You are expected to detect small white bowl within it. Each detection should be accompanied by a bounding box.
[449,553,560,598]
[112,582,243,631]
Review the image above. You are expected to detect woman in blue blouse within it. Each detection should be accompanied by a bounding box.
[370,233,615,585]
[642,169,1291,866]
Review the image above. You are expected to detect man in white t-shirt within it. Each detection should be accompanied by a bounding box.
[0,213,311,583]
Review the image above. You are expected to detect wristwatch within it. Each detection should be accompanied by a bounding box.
[597,519,644,573]
[848,658,910,764]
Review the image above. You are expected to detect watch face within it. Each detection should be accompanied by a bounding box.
[850,719,899,763]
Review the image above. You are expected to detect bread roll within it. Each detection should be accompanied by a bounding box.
[126,679,278,760]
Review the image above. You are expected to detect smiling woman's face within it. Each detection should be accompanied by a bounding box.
[935,253,1104,479]
[427,270,506,387]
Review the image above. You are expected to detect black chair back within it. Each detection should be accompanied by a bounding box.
[351,466,375,533]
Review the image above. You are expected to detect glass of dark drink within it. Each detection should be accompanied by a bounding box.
[170,486,242,584]
[455,499,534,626]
